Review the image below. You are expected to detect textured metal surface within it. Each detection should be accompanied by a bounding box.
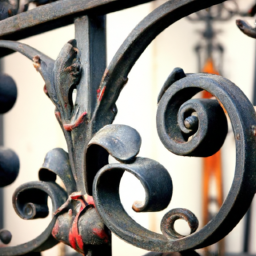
[0,147,19,187]
[1,0,256,255]
[93,71,256,252]
[143,252,200,256]
[0,0,154,51]
[0,70,19,246]
[39,148,76,195]
[236,19,256,39]
[0,74,17,114]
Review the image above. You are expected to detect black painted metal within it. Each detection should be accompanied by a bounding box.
[0,70,19,246]
[243,206,252,253]
[0,0,255,255]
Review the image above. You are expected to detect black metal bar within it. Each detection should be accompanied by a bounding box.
[243,206,251,253]
[0,0,154,49]
[0,0,255,255]
[73,14,106,194]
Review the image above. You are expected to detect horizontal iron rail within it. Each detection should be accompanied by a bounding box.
[0,0,154,58]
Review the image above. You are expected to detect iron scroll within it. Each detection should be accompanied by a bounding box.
[0,0,256,254]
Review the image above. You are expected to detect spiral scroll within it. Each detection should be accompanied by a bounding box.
[157,73,228,157]
[92,72,256,252]
[0,0,253,254]
[0,153,68,256]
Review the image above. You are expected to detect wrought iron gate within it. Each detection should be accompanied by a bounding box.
[0,0,255,255]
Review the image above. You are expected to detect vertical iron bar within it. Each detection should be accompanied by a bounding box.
[74,15,107,194]
[74,15,106,120]
[243,207,251,253]
[74,15,110,256]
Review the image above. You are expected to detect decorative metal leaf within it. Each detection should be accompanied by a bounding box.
[85,124,141,195]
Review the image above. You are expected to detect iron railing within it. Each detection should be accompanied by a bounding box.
[0,0,255,255]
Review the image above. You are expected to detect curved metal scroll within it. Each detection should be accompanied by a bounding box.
[93,73,256,252]
[236,19,256,38]
[0,0,254,254]
[0,181,67,255]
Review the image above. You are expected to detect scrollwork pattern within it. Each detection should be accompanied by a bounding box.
[92,72,256,252]
[0,0,255,254]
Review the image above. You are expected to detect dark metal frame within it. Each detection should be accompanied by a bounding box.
[0,0,256,255]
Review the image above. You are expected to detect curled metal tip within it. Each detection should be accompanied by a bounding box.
[157,68,186,103]
[236,19,256,39]
[184,116,198,131]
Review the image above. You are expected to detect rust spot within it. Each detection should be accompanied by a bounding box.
[102,68,109,79]
[33,55,41,71]
[52,219,60,238]
[73,47,79,53]
[69,213,84,251]
[43,85,48,94]
[132,201,144,212]
[64,66,73,72]
[236,134,241,140]
[8,9,13,17]
[70,192,83,200]
[97,86,106,101]
[68,193,86,252]
[97,88,101,100]
[92,228,109,243]
[85,195,95,207]
[55,111,61,120]
[63,112,87,131]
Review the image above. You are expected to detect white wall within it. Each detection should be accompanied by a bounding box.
[2,0,256,255]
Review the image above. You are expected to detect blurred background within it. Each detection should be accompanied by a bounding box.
[1,0,256,255]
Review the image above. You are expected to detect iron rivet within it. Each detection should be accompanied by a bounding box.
[184,116,198,130]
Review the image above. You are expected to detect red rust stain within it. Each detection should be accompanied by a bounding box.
[55,112,61,120]
[85,195,95,207]
[65,103,68,108]
[73,47,79,53]
[102,69,109,79]
[43,85,48,94]
[92,228,109,243]
[97,86,106,101]
[63,112,87,131]
[68,197,86,252]
[33,55,41,71]
[8,9,12,16]
[52,219,60,238]
[71,193,84,200]
[64,66,73,72]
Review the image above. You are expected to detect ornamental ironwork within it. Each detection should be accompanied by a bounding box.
[0,0,255,255]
